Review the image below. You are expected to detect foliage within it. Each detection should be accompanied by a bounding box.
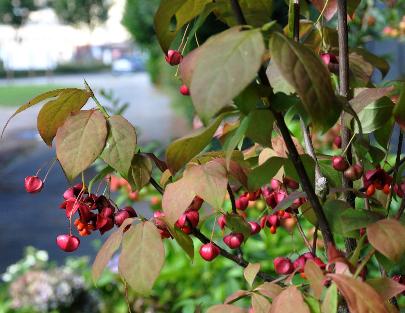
[3,0,405,311]
[0,0,38,27]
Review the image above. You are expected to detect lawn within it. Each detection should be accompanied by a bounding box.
[0,84,66,107]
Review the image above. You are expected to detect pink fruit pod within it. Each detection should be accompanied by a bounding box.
[165,50,183,65]
[199,242,220,261]
[223,232,244,249]
[217,214,227,229]
[24,176,43,193]
[274,257,294,275]
[248,221,261,235]
[56,234,80,252]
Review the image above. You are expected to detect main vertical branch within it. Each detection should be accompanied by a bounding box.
[337,0,357,254]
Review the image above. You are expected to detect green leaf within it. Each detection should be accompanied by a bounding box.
[245,109,274,147]
[1,88,73,139]
[304,296,321,313]
[269,32,341,132]
[119,221,165,295]
[350,48,390,79]
[393,82,405,131]
[244,263,260,287]
[348,52,374,87]
[323,200,352,235]
[248,157,285,191]
[356,97,394,134]
[92,218,134,283]
[166,112,229,174]
[55,110,107,181]
[224,116,249,167]
[127,154,153,191]
[367,219,405,262]
[328,274,389,313]
[321,284,337,313]
[226,213,251,241]
[233,84,261,115]
[266,62,295,95]
[37,89,91,146]
[185,161,228,209]
[340,209,382,233]
[154,0,211,52]
[166,224,194,261]
[190,27,265,122]
[101,115,137,175]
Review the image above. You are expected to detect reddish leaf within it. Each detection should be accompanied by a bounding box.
[92,218,134,282]
[328,274,389,313]
[207,304,246,313]
[101,115,137,176]
[119,221,165,295]
[311,0,337,21]
[393,83,405,131]
[271,286,310,313]
[367,278,405,302]
[252,293,271,313]
[304,260,325,299]
[367,219,405,261]
[244,263,261,287]
[224,290,251,304]
[254,282,283,300]
[37,88,91,146]
[56,110,107,181]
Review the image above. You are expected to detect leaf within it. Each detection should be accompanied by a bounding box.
[350,48,390,79]
[245,109,274,147]
[248,157,285,191]
[37,89,92,146]
[92,218,134,282]
[304,260,325,299]
[127,154,153,191]
[269,32,341,132]
[101,115,137,175]
[55,110,107,181]
[367,278,405,302]
[323,200,352,236]
[311,0,337,20]
[349,86,395,115]
[340,210,382,233]
[119,221,165,295]
[321,284,337,313]
[367,219,405,261]
[1,88,71,139]
[162,176,196,225]
[271,286,310,313]
[252,293,271,313]
[226,213,252,241]
[255,282,283,299]
[393,82,405,131]
[166,223,194,260]
[356,97,394,134]
[266,62,295,95]
[244,263,261,287]
[207,304,246,313]
[154,0,211,52]
[166,112,228,174]
[224,116,249,167]
[225,290,251,304]
[255,282,283,300]
[185,161,228,209]
[328,274,389,313]
[304,297,321,313]
[88,165,114,194]
[190,27,265,122]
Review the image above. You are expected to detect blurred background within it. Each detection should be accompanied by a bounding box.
[0,0,404,312]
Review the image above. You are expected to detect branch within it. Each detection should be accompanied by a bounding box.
[387,130,403,213]
[149,176,164,195]
[227,184,237,213]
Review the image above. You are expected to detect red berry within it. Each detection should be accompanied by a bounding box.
[344,164,363,181]
[383,184,390,195]
[275,191,287,204]
[114,210,130,227]
[56,234,80,252]
[248,221,261,235]
[268,214,280,227]
[332,156,349,172]
[236,196,249,211]
[313,257,326,269]
[165,50,183,65]
[63,187,75,199]
[199,243,220,261]
[302,252,315,260]
[223,232,244,249]
[366,184,376,197]
[269,225,277,234]
[274,257,294,275]
[179,84,190,96]
[217,215,227,229]
[24,176,43,193]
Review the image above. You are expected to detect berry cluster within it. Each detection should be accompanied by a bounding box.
[164,49,190,96]
[393,275,405,295]
[274,252,325,277]
[331,156,363,181]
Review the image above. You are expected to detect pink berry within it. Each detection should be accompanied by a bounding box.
[199,243,220,261]
[217,215,227,229]
[268,214,280,227]
[179,84,190,96]
[283,177,299,190]
[332,156,349,172]
[56,234,80,252]
[114,210,130,227]
[223,233,244,249]
[274,257,294,275]
[270,179,282,191]
[24,176,43,193]
[333,136,342,148]
[248,221,261,235]
[165,50,183,65]
[236,196,249,210]
[293,255,307,272]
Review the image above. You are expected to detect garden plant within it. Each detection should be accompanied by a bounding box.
[2,0,405,311]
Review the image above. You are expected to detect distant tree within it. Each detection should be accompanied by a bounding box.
[0,0,38,28]
[50,0,110,29]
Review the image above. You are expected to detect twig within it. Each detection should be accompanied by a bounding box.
[149,177,164,195]
[295,214,313,252]
[312,225,319,256]
[387,130,403,213]
[227,184,237,214]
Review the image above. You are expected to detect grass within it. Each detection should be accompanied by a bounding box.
[0,84,66,107]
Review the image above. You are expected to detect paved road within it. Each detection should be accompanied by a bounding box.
[0,73,189,273]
